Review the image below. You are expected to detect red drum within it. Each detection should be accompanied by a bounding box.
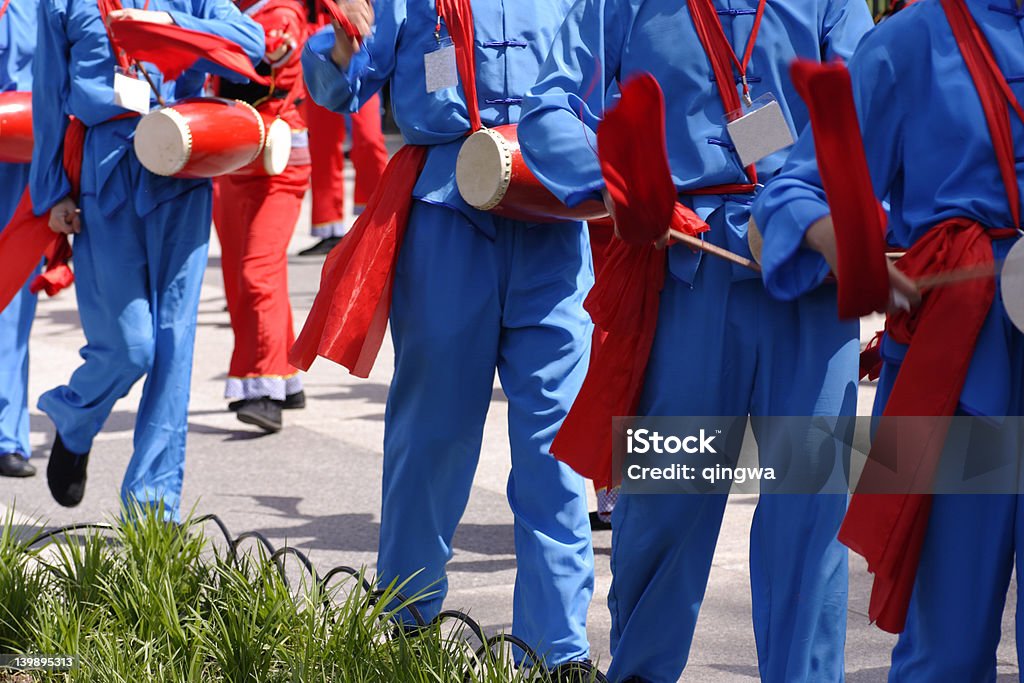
[133,97,267,178]
[455,124,607,223]
[0,91,33,164]
[229,116,293,177]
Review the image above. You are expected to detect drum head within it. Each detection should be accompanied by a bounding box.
[1001,238,1024,333]
[262,118,292,176]
[747,216,764,264]
[134,108,190,177]
[456,128,512,211]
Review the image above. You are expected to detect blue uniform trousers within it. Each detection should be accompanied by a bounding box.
[607,222,859,683]
[884,239,1024,683]
[0,162,36,460]
[38,156,211,522]
[377,200,595,665]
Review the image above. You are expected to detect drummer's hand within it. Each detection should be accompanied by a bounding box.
[106,8,174,25]
[48,197,81,235]
[805,214,922,313]
[886,261,921,314]
[266,30,294,63]
[804,215,839,274]
[329,0,373,68]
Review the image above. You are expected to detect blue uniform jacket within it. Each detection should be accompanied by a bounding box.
[30,0,263,218]
[752,0,1024,417]
[301,0,577,238]
[518,0,873,284]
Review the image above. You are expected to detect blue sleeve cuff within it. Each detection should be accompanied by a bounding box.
[760,197,832,300]
[565,182,604,209]
[302,29,370,111]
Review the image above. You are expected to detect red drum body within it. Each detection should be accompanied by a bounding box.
[229,116,293,177]
[456,124,607,223]
[134,97,266,179]
[0,91,33,164]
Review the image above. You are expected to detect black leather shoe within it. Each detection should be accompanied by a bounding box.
[47,434,89,507]
[236,398,283,433]
[282,390,306,410]
[548,659,609,683]
[229,390,304,413]
[298,237,342,256]
[589,511,612,532]
[0,453,36,478]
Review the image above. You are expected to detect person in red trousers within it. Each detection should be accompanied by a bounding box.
[213,0,310,432]
[297,0,387,256]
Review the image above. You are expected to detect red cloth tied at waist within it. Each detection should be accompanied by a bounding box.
[550,74,752,490]
[0,118,87,311]
[551,0,766,487]
[839,219,1016,634]
[289,145,428,376]
[289,0,477,377]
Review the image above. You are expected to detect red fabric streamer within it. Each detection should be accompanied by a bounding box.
[289,145,427,376]
[317,0,361,43]
[289,0,478,376]
[549,75,709,489]
[107,18,268,85]
[789,59,891,318]
[838,0,1024,634]
[549,0,770,486]
[0,119,86,311]
[839,220,1011,633]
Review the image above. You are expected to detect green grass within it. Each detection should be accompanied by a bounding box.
[0,507,599,683]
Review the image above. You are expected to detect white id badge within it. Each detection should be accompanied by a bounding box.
[725,94,794,167]
[424,38,457,93]
[113,69,151,115]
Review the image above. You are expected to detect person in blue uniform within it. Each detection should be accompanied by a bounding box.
[31,0,262,518]
[518,1,873,681]
[301,0,597,674]
[753,1,1024,679]
[0,0,39,479]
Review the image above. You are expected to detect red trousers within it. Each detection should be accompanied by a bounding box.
[304,94,388,236]
[214,163,310,400]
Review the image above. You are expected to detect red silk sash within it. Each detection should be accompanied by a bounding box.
[0,119,86,311]
[839,221,1012,634]
[550,3,768,488]
[550,73,746,489]
[837,0,1024,634]
[289,0,479,376]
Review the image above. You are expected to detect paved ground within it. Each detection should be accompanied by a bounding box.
[0,158,1018,681]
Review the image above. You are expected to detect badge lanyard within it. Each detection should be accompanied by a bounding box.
[696,0,767,107]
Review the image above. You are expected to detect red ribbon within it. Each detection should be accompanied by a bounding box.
[550,74,715,489]
[550,2,769,487]
[839,220,1011,634]
[289,0,478,376]
[837,0,1024,634]
[100,0,268,85]
[0,119,87,311]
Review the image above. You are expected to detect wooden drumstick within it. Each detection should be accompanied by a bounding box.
[669,229,762,273]
[914,261,1002,291]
